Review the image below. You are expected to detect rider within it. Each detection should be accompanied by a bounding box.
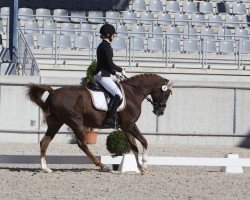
[94,23,126,128]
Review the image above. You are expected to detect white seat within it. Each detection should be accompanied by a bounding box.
[0,7,9,19]
[166,26,180,39]
[0,21,4,33]
[111,37,127,51]
[183,39,199,53]
[131,24,146,38]
[217,28,232,40]
[191,14,206,27]
[24,34,35,48]
[56,35,72,49]
[208,15,222,27]
[43,21,57,35]
[174,13,189,26]
[182,1,197,14]
[225,15,239,29]
[105,11,120,24]
[148,26,163,38]
[88,11,104,24]
[60,23,75,36]
[239,40,250,54]
[183,27,198,39]
[165,1,180,13]
[37,34,53,48]
[149,0,163,12]
[157,12,172,26]
[53,9,69,22]
[235,28,249,41]
[71,11,86,23]
[131,37,145,51]
[24,21,39,35]
[232,3,246,15]
[166,39,181,52]
[74,36,91,50]
[199,1,213,14]
[116,24,128,36]
[219,40,234,54]
[35,8,51,21]
[140,12,154,25]
[18,8,34,21]
[79,24,93,36]
[131,0,146,11]
[200,27,215,39]
[203,39,217,53]
[147,38,163,52]
[122,11,137,24]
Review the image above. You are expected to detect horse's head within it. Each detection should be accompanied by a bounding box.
[151,79,174,116]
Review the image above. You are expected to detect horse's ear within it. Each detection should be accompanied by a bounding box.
[167,82,174,90]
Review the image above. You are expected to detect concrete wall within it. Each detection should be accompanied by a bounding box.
[0,75,250,145]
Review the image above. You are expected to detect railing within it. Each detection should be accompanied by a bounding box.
[17,29,40,76]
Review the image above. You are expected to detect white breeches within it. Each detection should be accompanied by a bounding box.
[94,72,122,99]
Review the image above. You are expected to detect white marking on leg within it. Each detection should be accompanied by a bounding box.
[142,148,148,168]
[41,157,52,173]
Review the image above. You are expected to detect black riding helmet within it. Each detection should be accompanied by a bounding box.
[100,23,117,36]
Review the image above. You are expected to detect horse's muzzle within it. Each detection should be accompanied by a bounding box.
[153,108,165,116]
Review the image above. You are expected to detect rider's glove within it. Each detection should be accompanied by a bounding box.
[121,69,126,76]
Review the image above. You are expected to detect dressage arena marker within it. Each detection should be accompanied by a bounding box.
[1,154,250,174]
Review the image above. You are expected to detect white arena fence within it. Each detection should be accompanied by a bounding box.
[1,153,250,174]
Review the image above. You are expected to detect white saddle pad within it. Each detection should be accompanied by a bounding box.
[86,84,126,112]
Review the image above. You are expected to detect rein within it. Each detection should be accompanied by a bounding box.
[120,75,167,110]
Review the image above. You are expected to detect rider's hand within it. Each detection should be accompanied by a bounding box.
[121,69,126,76]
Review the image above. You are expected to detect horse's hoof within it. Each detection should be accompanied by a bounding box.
[41,168,52,173]
[101,165,111,172]
[139,166,147,175]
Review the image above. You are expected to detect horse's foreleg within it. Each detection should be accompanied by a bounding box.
[123,125,148,175]
[74,127,110,172]
[124,133,140,167]
[40,114,62,173]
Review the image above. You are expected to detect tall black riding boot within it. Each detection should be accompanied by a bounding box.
[102,95,122,128]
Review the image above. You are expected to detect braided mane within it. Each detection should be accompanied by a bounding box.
[121,73,162,83]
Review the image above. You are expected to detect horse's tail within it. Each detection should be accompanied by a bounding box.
[26,84,54,114]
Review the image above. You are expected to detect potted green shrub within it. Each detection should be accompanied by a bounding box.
[80,60,98,144]
[80,60,97,87]
[106,129,131,170]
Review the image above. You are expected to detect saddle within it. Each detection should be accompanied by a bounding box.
[86,82,126,112]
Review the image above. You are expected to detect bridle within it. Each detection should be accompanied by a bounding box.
[122,76,172,112]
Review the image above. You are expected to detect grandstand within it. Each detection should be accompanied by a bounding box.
[0,0,250,145]
[0,0,250,76]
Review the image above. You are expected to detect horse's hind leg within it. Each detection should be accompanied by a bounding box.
[40,114,63,173]
[71,122,110,172]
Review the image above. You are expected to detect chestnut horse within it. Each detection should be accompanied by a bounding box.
[27,73,173,174]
